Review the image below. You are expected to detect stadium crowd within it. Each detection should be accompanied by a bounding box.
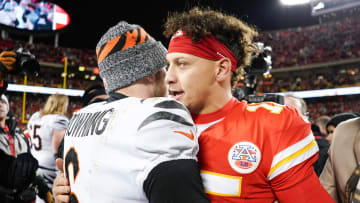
[0,9,359,71]
[257,68,360,93]
[258,12,360,68]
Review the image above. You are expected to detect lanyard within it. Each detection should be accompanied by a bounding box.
[5,125,15,156]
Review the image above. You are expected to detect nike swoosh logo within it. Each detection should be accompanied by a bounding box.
[173,130,194,140]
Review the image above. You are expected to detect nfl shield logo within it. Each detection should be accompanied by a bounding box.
[228,141,261,174]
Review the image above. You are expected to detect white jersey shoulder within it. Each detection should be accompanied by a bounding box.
[64,97,198,202]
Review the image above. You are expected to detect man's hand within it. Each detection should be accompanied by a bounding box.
[0,51,16,71]
[53,158,70,203]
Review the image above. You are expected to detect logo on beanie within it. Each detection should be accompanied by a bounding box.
[228,141,261,174]
[96,27,151,64]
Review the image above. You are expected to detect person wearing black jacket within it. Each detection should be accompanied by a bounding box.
[0,94,38,203]
[311,123,330,176]
[0,94,54,203]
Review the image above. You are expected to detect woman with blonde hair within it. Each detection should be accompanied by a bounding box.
[27,94,69,203]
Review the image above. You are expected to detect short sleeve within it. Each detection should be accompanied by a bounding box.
[268,106,319,190]
[134,98,199,186]
[52,115,69,130]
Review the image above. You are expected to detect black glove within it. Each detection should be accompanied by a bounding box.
[8,153,39,192]
[0,151,38,203]
[0,149,16,187]
[34,175,54,203]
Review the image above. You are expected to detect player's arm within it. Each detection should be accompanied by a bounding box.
[268,106,334,202]
[136,98,209,203]
[52,117,69,156]
[144,159,209,203]
[52,129,66,155]
[273,164,334,202]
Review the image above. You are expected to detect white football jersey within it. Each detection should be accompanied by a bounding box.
[64,96,198,203]
[27,111,69,189]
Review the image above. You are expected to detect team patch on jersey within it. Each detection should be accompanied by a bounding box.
[227,141,261,174]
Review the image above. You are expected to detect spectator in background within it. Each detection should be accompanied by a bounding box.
[315,115,331,137]
[326,112,359,144]
[311,123,330,176]
[284,94,309,120]
[27,94,69,203]
[320,117,360,203]
[284,94,329,176]
[0,94,39,203]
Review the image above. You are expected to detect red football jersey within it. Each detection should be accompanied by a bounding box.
[193,98,333,202]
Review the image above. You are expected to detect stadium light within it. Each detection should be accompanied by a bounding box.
[4,83,360,99]
[78,66,86,71]
[7,84,84,97]
[280,0,310,6]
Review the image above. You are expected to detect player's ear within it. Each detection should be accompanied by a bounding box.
[215,58,232,82]
[142,73,156,83]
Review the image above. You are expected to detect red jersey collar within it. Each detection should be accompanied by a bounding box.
[192,97,239,124]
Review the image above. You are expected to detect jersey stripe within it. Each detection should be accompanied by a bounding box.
[138,111,193,130]
[196,118,223,138]
[39,165,57,172]
[200,170,242,197]
[268,133,318,180]
[154,100,188,112]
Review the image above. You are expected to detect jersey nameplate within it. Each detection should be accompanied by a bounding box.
[66,108,114,137]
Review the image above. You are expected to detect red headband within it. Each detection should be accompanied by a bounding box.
[168,30,238,72]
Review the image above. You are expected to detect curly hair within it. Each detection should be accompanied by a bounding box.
[163,7,258,93]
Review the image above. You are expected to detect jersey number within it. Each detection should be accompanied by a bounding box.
[32,125,42,151]
[246,103,284,114]
[65,147,80,203]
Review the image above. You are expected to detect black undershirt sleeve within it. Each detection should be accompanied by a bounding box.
[143,159,210,203]
[56,137,64,159]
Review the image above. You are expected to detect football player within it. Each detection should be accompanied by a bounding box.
[27,94,69,203]
[164,7,334,202]
[54,21,209,203]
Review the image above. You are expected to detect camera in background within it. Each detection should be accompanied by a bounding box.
[13,47,40,77]
[234,42,284,105]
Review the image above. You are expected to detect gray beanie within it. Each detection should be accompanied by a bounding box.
[96,21,167,93]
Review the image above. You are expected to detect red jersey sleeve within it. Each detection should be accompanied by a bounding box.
[266,105,333,202]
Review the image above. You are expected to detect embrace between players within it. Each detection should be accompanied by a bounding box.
[53,7,334,203]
